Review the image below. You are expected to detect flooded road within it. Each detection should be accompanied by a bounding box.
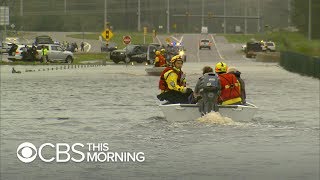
[0,61,319,179]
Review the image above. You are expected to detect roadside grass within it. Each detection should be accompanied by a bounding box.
[67,31,154,49]
[73,53,111,64]
[223,32,320,57]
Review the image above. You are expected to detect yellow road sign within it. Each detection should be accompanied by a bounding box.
[101,28,113,41]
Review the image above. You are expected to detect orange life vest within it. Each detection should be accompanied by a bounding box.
[159,67,183,91]
[155,55,167,67]
[218,73,242,104]
[159,55,167,67]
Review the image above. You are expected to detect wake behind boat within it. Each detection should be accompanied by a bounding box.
[159,102,258,122]
[145,66,166,76]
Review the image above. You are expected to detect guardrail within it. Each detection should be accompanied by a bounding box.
[280,51,320,79]
[23,64,106,73]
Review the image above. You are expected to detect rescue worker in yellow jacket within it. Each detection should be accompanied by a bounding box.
[41,45,49,63]
[157,55,193,104]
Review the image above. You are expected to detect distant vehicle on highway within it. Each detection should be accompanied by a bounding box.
[35,35,54,45]
[201,26,208,34]
[199,39,212,50]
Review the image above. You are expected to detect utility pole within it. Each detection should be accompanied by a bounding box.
[244,0,247,34]
[261,0,264,32]
[288,0,291,26]
[223,0,226,34]
[257,0,260,32]
[308,0,312,40]
[137,0,141,32]
[167,0,170,34]
[20,0,23,16]
[201,0,204,27]
[64,0,67,14]
[104,0,107,29]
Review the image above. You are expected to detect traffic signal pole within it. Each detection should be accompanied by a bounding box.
[104,0,107,30]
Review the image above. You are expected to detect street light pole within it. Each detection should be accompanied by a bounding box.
[224,0,226,34]
[138,0,141,32]
[64,0,67,14]
[308,0,312,40]
[257,0,260,32]
[20,0,23,16]
[288,0,291,26]
[201,0,204,27]
[244,0,247,34]
[104,0,107,29]
[167,0,170,34]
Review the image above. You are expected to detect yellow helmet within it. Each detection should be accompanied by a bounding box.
[170,55,183,63]
[160,49,166,54]
[215,62,228,73]
[155,51,161,55]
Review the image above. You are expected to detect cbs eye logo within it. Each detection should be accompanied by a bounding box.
[16,142,37,163]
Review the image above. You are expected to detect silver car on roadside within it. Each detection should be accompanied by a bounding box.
[36,44,74,63]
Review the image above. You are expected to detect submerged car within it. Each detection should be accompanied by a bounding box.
[265,41,276,52]
[245,42,263,58]
[109,44,157,64]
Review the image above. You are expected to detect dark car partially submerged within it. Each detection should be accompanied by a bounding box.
[245,42,263,58]
[109,44,157,64]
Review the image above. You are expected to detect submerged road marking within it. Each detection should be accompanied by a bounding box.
[210,34,224,60]
[197,35,200,62]
[155,36,162,45]
[170,35,184,44]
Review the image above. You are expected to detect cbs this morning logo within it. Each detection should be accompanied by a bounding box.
[17,142,145,163]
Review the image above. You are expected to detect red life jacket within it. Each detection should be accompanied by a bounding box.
[218,73,241,104]
[158,55,167,67]
[155,55,167,67]
[159,67,183,91]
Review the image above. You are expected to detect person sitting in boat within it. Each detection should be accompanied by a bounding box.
[154,49,167,67]
[215,62,242,105]
[157,55,193,104]
[227,67,246,104]
[194,66,221,113]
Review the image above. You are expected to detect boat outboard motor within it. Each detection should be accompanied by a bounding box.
[198,72,221,115]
